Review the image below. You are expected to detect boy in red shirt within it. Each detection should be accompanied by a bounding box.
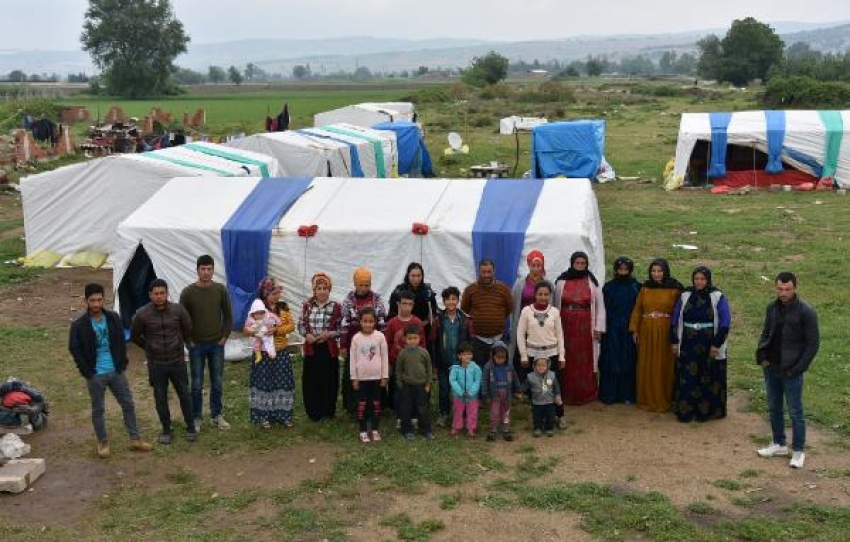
[384,289,426,425]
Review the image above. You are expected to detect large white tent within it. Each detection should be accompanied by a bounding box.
[672,110,850,189]
[313,102,416,128]
[20,142,280,266]
[113,176,604,326]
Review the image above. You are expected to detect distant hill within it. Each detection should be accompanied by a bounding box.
[1,21,849,77]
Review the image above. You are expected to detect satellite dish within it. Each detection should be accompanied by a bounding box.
[448,132,463,151]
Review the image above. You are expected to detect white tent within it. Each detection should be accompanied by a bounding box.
[313,102,416,128]
[673,110,850,188]
[226,131,352,177]
[113,176,604,321]
[330,123,398,176]
[500,116,548,135]
[298,124,398,178]
[20,142,280,266]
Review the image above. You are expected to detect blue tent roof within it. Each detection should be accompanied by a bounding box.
[531,120,605,179]
[372,121,434,177]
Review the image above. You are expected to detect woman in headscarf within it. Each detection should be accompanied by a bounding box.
[628,258,684,412]
[298,272,342,422]
[554,251,606,407]
[670,266,731,422]
[510,250,547,382]
[598,257,642,405]
[245,277,296,428]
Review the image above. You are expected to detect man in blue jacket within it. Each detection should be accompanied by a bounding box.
[755,272,819,469]
[69,283,152,458]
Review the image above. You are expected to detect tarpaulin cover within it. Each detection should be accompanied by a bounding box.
[221,177,312,327]
[472,178,544,286]
[372,121,434,177]
[708,113,732,178]
[764,111,786,174]
[530,120,605,179]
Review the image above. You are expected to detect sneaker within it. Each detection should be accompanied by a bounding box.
[789,451,806,469]
[486,432,497,442]
[96,441,110,458]
[503,432,514,442]
[424,432,435,440]
[259,420,271,430]
[186,431,198,442]
[158,432,172,445]
[129,438,153,452]
[412,418,419,430]
[557,417,568,430]
[436,415,447,428]
[533,429,542,438]
[371,430,382,442]
[211,415,231,430]
[396,419,402,430]
[757,442,789,458]
[194,418,203,433]
[359,432,371,443]
[405,432,416,441]
[546,430,555,437]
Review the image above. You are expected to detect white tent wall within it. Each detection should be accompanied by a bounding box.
[21,145,279,262]
[112,177,263,315]
[313,102,415,128]
[336,123,398,175]
[300,127,378,177]
[226,132,351,177]
[499,116,548,135]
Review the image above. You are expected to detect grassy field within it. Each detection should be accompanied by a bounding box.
[3,80,850,540]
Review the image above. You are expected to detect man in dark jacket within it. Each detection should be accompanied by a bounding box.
[755,271,819,469]
[131,278,197,444]
[69,283,152,458]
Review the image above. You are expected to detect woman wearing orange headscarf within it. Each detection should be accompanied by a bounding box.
[510,250,546,382]
[298,272,342,422]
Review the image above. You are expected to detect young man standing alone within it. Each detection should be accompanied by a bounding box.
[180,255,233,431]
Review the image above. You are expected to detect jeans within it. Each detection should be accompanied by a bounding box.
[437,362,452,417]
[189,342,224,420]
[399,384,433,435]
[148,361,194,434]
[763,367,806,451]
[356,380,382,433]
[86,371,140,443]
[532,403,557,431]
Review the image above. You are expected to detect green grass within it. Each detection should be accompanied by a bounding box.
[687,501,716,515]
[712,479,747,491]
[380,513,445,541]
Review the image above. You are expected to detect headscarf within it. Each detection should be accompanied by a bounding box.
[257,276,286,312]
[686,265,717,293]
[557,251,598,286]
[311,271,332,292]
[353,267,371,285]
[526,250,546,278]
[643,258,684,290]
[611,256,638,283]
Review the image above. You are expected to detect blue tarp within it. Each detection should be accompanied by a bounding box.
[764,111,786,174]
[372,121,434,177]
[472,178,544,288]
[221,177,312,328]
[708,112,732,178]
[530,120,605,179]
[297,130,364,177]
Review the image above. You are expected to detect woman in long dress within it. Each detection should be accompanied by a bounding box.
[598,257,642,404]
[670,266,731,422]
[298,272,342,422]
[246,277,296,428]
[554,251,606,406]
[629,258,683,412]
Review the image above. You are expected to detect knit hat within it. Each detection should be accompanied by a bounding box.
[353,267,371,284]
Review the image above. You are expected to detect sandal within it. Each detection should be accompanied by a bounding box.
[359,432,371,443]
[370,430,381,442]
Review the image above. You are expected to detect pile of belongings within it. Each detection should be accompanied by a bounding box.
[0,379,48,431]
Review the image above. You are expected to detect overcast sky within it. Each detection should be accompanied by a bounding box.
[4,0,850,50]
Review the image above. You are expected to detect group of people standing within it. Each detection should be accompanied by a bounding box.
[68,251,819,469]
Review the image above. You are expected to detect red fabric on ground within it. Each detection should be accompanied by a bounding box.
[713,169,819,189]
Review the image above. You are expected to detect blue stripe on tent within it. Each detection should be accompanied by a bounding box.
[708,112,732,178]
[784,147,824,178]
[472,178,545,289]
[221,177,312,328]
[297,130,364,177]
[764,111,786,174]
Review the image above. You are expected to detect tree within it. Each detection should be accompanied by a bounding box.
[292,65,310,79]
[659,51,676,74]
[416,65,429,77]
[81,0,189,97]
[172,67,205,85]
[208,65,226,84]
[586,57,604,77]
[8,70,26,82]
[228,66,243,86]
[352,66,372,80]
[697,17,784,86]
[462,51,509,87]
